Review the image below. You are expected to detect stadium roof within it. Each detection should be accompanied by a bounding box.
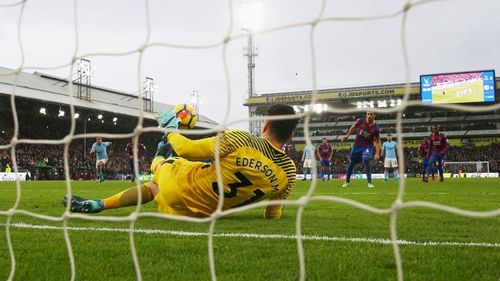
[0,66,218,128]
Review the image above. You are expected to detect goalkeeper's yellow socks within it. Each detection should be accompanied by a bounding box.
[103,183,155,209]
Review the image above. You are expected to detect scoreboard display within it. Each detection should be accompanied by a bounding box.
[420,70,496,104]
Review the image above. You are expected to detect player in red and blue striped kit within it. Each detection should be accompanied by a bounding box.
[341,111,381,188]
[422,126,448,182]
[417,137,435,181]
[124,138,147,183]
[316,138,333,180]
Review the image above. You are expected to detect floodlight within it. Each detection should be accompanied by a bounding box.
[377,100,388,108]
[239,0,264,32]
[313,104,323,114]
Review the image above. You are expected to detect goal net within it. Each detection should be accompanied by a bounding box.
[445,161,490,174]
[0,1,499,281]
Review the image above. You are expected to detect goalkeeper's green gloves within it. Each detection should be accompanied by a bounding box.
[157,109,179,130]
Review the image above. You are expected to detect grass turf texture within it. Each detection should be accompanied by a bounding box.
[0,178,499,280]
[431,79,484,103]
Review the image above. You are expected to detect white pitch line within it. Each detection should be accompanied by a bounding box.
[293,192,453,195]
[1,222,499,248]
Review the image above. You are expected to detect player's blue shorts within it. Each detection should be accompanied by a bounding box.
[350,145,373,163]
[129,159,143,168]
[320,160,330,167]
[428,153,445,166]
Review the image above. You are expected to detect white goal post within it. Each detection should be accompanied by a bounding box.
[444,161,490,174]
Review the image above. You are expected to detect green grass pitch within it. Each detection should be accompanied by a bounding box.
[0,178,499,281]
[431,80,484,103]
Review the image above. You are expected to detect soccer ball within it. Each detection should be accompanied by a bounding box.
[172,104,197,129]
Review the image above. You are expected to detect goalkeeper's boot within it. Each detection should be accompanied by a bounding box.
[63,195,104,213]
[439,178,444,183]
[341,182,350,188]
[422,177,428,183]
[367,183,375,188]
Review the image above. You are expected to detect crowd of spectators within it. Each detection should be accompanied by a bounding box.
[0,99,498,180]
[431,72,482,87]
[2,111,499,179]
[312,109,490,122]
[311,129,345,137]
[297,121,496,138]
[0,104,164,180]
[2,129,498,180]
[1,131,161,180]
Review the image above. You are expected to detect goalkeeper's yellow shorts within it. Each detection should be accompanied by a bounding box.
[152,156,214,218]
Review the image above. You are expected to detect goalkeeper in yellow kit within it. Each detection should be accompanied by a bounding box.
[64,104,299,219]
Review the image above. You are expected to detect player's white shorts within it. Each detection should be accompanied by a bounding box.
[303,159,313,168]
[96,158,108,167]
[384,158,398,168]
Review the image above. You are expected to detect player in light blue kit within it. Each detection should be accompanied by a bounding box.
[90,137,112,183]
[381,133,399,181]
[301,143,315,180]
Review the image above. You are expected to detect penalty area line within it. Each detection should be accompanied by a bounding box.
[1,222,499,248]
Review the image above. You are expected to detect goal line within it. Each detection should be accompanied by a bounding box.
[3,222,499,249]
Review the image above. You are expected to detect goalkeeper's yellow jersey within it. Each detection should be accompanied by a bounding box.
[152,130,296,219]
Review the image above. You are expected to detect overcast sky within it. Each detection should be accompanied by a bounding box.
[1,0,499,129]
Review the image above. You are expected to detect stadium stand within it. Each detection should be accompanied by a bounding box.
[0,67,218,180]
[1,68,498,179]
[246,80,500,176]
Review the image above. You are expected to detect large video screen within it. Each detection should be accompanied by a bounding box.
[420,70,496,104]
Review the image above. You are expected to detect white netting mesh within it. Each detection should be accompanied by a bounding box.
[0,1,499,281]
